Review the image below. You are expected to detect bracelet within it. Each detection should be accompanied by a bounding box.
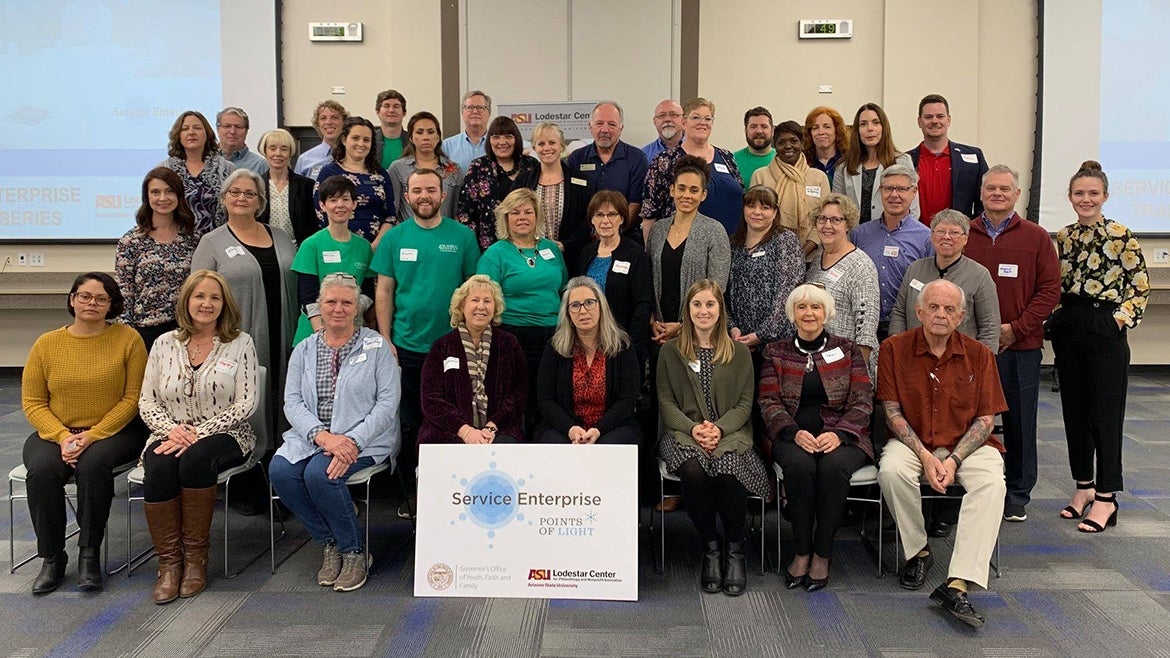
[948,453,963,468]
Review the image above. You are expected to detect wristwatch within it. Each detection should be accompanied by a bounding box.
[948,452,963,468]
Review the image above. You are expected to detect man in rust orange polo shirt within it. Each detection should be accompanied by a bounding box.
[876,279,1007,628]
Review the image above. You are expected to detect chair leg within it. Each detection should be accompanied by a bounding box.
[656,476,666,575]
[757,497,766,576]
[775,474,782,580]
[9,479,15,575]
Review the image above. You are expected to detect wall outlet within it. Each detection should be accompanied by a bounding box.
[1154,248,1170,264]
[17,253,27,266]
[29,253,44,267]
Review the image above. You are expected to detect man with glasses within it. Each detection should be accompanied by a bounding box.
[642,99,684,161]
[216,107,268,175]
[567,101,649,221]
[442,90,492,172]
[908,94,988,225]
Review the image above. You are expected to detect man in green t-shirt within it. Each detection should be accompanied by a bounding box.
[732,106,775,187]
[374,89,409,169]
[371,168,479,516]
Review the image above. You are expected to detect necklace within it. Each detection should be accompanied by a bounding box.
[188,336,214,360]
[516,245,537,268]
[793,334,828,372]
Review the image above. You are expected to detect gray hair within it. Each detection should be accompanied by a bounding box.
[917,279,966,311]
[784,283,837,325]
[219,168,267,216]
[462,90,492,112]
[881,163,919,187]
[592,100,624,123]
[216,106,249,128]
[930,209,970,235]
[550,277,630,358]
[314,273,363,327]
[982,163,1020,189]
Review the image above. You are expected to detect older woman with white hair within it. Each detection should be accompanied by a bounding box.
[258,128,317,244]
[535,277,641,445]
[270,273,401,593]
[758,283,873,593]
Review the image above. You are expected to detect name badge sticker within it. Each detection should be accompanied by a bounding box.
[400,248,418,262]
[998,263,1019,278]
[349,353,368,365]
[322,250,342,263]
[713,162,730,174]
[688,360,701,373]
[362,336,383,351]
[225,246,245,258]
[579,163,597,172]
[822,347,845,363]
[882,245,900,258]
[805,185,822,198]
[212,359,238,375]
[825,268,844,283]
[751,250,767,258]
[910,278,925,291]
[612,260,631,274]
[961,153,979,164]
[570,177,588,186]
[443,356,460,372]
[539,248,555,261]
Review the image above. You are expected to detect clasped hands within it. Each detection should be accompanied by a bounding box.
[59,430,93,465]
[690,421,722,452]
[567,426,601,444]
[458,423,499,445]
[153,424,203,457]
[315,430,359,479]
[650,320,681,345]
[794,429,842,455]
[920,449,958,494]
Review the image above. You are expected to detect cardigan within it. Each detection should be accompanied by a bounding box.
[417,328,527,444]
[647,212,731,321]
[888,255,1001,354]
[756,334,874,461]
[535,343,641,438]
[138,331,258,456]
[831,152,920,225]
[656,339,754,458]
[516,161,595,270]
[576,238,654,359]
[260,170,317,245]
[277,327,401,465]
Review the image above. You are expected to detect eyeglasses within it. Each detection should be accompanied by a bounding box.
[814,215,846,226]
[654,112,683,120]
[932,228,966,238]
[463,104,489,113]
[592,211,621,220]
[687,115,714,124]
[217,123,246,131]
[568,298,599,313]
[184,370,197,397]
[72,292,111,306]
[880,185,914,195]
[226,189,258,199]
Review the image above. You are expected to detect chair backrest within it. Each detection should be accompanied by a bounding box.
[248,366,270,458]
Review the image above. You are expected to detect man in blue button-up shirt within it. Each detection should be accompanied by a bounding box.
[441,90,491,172]
[567,101,649,220]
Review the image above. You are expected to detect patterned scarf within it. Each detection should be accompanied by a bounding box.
[458,324,493,428]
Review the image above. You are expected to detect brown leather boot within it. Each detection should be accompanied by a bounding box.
[144,497,183,604]
[179,486,217,598]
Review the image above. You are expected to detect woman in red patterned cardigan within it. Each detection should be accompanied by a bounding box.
[758,283,873,592]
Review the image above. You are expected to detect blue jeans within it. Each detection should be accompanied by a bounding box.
[997,348,1043,506]
[270,453,375,553]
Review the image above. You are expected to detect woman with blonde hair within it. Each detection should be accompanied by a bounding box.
[517,122,594,268]
[258,128,317,244]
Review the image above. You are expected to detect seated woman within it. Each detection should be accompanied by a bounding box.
[758,284,873,592]
[535,277,641,445]
[270,273,401,593]
[658,279,766,597]
[21,273,147,594]
[418,275,527,444]
[138,270,258,604]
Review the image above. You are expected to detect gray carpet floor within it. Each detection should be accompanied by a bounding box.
[2,368,1169,657]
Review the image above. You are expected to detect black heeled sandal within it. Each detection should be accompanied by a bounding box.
[1060,481,1095,519]
[1077,494,1118,533]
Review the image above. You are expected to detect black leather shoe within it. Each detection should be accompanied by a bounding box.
[783,567,807,590]
[77,547,102,591]
[928,520,953,538]
[723,542,746,596]
[700,540,723,593]
[930,583,985,628]
[32,552,67,595]
[899,552,934,590]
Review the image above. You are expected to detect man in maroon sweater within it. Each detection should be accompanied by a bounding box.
[965,164,1061,522]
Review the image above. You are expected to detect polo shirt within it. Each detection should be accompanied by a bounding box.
[226,146,269,175]
[851,215,933,321]
[876,327,1007,452]
[441,132,487,172]
[915,142,951,225]
[810,152,842,187]
[566,141,648,204]
[732,148,774,188]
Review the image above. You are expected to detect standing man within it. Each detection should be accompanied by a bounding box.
[567,101,649,222]
[642,99,684,162]
[442,90,491,172]
[295,100,349,179]
[373,89,408,169]
[732,107,775,185]
[909,94,988,224]
[878,279,1008,629]
[216,107,268,175]
[371,168,480,518]
[964,164,1061,522]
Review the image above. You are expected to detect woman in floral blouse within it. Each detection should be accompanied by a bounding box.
[1050,160,1149,535]
[160,111,235,235]
[313,116,396,247]
[457,116,539,250]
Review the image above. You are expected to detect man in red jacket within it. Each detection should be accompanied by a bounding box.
[964,164,1061,522]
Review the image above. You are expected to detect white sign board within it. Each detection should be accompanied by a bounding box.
[498,101,597,141]
[414,444,638,601]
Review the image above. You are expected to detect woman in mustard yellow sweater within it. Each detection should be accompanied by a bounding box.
[21,272,148,594]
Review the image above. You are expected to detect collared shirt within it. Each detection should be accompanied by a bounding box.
[851,215,933,321]
[915,142,951,225]
[876,327,1007,452]
[294,142,333,179]
[441,131,487,172]
[980,213,1013,242]
[566,140,648,204]
[642,137,675,162]
[226,146,269,175]
[311,329,363,439]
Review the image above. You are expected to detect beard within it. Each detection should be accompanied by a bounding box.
[411,201,440,220]
[660,126,679,141]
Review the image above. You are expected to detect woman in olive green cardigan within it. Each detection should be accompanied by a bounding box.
[657,279,768,597]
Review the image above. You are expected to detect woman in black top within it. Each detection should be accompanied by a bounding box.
[257,128,317,245]
[518,122,594,271]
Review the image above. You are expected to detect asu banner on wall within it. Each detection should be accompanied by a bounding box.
[414,444,638,601]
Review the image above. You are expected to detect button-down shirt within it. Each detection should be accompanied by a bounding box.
[915,142,951,226]
[566,140,649,204]
[226,146,269,176]
[441,131,487,172]
[642,137,674,162]
[851,215,933,321]
[980,213,1012,242]
[294,142,333,179]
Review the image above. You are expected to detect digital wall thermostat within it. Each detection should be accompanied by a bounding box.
[798,19,853,39]
[308,22,363,42]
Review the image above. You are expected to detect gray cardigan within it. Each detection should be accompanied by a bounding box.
[888,255,1001,353]
[191,224,298,396]
[648,212,731,321]
[831,152,920,223]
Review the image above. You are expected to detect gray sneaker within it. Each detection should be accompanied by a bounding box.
[317,543,342,586]
[333,551,370,592]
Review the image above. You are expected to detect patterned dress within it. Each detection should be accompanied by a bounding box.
[457,155,540,250]
[313,162,396,243]
[726,229,805,344]
[114,228,200,329]
[161,154,235,236]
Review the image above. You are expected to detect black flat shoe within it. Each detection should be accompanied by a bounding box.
[927,520,953,538]
[783,568,808,590]
[77,547,102,591]
[700,540,723,593]
[1077,494,1118,533]
[899,552,934,590]
[32,552,67,595]
[805,559,831,592]
[930,583,985,628]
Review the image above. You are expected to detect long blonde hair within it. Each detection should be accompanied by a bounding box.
[550,277,629,357]
[677,279,735,364]
[174,270,242,342]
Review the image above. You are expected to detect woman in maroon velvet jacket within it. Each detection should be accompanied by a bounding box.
[418,275,527,444]
[758,283,873,593]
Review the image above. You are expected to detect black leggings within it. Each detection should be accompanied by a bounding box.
[22,426,145,557]
[676,457,749,543]
[774,440,868,557]
[141,433,246,502]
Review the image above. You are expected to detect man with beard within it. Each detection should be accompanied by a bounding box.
[372,168,480,517]
[567,101,649,222]
[732,107,774,185]
[642,99,684,161]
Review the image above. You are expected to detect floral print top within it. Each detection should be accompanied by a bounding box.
[456,154,539,250]
[313,162,396,243]
[1056,217,1150,327]
[161,154,236,236]
[114,227,200,328]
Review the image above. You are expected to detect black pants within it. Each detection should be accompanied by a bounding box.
[395,346,428,488]
[536,425,640,445]
[1051,299,1129,492]
[676,457,748,543]
[134,321,178,354]
[773,441,868,557]
[500,323,555,431]
[141,433,246,502]
[22,426,145,557]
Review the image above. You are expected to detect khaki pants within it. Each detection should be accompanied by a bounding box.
[878,441,1005,589]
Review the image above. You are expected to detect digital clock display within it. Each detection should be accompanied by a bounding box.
[805,23,837,34]
[313,26,346,37]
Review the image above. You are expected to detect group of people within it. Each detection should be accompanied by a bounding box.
[20,90,1149,630]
